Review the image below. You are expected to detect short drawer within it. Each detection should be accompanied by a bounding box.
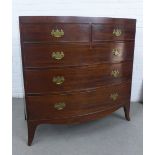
[21,23,90,42]
[23,42,134,68]
[27,81,131,120]
[24,62,133,94]
[92,23,136,42]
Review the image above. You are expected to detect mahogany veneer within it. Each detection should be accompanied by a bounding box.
[19,16,136,146]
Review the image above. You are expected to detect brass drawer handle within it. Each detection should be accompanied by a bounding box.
[52,51,64,60]
[112,49,120,56]
[51,29,64,38]
[110,93,118,101]
[111,70,120,78]
[54,102,66,110]
[53,76,65,85]
[113,29,122,37]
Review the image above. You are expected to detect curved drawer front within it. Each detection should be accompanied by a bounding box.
[21,23,90,42]
[24,62,132,94]
[92,23,136,42]
[27,81,131,120]
[23,42,134,68]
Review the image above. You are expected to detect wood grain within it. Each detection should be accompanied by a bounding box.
[23,42,134,68]
[21,23,90,42]
[27,81,131,120]
[92,23,136,42]
[24,62,133,94]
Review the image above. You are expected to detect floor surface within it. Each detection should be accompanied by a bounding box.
[12,98,143,155]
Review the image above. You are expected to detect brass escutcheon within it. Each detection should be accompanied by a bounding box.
[112,48,120,56]
[54,102,66,110]
[52,51,64,60]
[51,29,64,38]
[111,70,120,78]
[110,93,119,101]
[52,76,65,85]
[113,28,122,37]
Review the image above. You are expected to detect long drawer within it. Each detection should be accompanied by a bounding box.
[23,42,134,68]
[27,81,131,120]
[24,62,133,94]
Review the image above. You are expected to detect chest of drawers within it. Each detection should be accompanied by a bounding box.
[19,16,136,146]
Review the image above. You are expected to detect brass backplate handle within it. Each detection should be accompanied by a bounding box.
[52,76,65,85]
[110,93,118,101]
[52,51,64,60]
[54,102,66,110]
[113,29,122,37]
[111,70,120,78]
[112,48,120,56]
[51,29,64,38]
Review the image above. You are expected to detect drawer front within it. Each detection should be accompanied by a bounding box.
[21,23,90,42]
[24,62,132,94]
[23,42,134,68]
[92,23,136,42]
[27,81,131,120]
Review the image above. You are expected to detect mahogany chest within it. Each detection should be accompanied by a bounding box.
[19,16,136,145]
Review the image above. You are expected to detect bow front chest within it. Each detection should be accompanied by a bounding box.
[19,16,136,145]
